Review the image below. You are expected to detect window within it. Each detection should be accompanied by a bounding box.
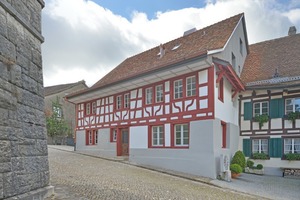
[155,85,164,103]
[231,53,236,70]
[240,38,243,56]
[94,130,98,144]
[218,78,224,102]
[53,105,62,118]
[221,122,226,148]
[88,130,92,145]
[92,102,96,114]
[152,126,164,146]
[124,93,130,108]
[174,79,183,99]
[254,101,268,116]
[284,138,300,154]
[146,88,153,104]
[113,129,117,142]
[116,95,122,110]
[175,124,189,146]
[186,76,196,97]
[285,98,300,114]
[86,103,91,115]
[252,139,268,154]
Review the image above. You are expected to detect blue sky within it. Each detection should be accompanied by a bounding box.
[42,0,300,87]
[91,0,206,20]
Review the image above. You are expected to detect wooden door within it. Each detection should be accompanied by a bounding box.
[121,129,129,156]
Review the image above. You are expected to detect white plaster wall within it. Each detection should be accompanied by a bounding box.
[165,124,171,147]
[130,126,148,149]
[75,130,86,150]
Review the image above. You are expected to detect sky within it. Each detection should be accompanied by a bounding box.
[42,0,300,87]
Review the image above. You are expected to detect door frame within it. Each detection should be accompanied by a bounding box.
[116,127,129,156]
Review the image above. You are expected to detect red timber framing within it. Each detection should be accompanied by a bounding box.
[213,57,245,98]
[76,67,215,130]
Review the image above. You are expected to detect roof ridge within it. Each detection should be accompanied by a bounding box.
[250,32,300,46]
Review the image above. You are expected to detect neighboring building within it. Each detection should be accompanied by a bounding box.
[239,28,300,176]
[44,80,88,145]
[0,0,53,199]
[67,13,248,179]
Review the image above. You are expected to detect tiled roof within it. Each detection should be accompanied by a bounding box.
[92,13,244,89]
[44,80,87,96]
[241,33,300,87]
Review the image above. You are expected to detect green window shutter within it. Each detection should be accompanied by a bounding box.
[269,138,282,158]
[243,139,251,157]
[270,98,284,118]
[244,102,253,120]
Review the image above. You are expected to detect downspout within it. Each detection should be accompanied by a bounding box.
[64,96,77,151]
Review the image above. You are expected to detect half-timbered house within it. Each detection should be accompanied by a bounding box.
[66,13,248,179]
[239,28,300,176]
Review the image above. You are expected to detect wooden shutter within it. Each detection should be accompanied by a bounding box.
[244,102,253,120]
[269,138,282,158]
[243,138,251,157]
[270,98,284,118]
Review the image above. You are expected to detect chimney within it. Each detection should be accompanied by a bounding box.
[288,26,297,36]
[159,44,165,58]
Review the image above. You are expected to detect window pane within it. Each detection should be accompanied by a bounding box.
[284,138,293,154]
[286,99,293,114]
[295,98,300,112]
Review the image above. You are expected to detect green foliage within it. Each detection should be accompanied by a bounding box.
[285,153,300,161]
[246,159,254,168]
[256,164,263,169]
[254,114,269,128]
[230,164,243,174]
[46,97,71,140]
[287,111,300,123]
[231,150,246,169]
[252,152,269,160]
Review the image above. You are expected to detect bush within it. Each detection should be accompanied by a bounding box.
[256,164,263,169]
[246,159,254,168]
[230,164,243,174]
[231,150,246,169]
[252,152,269,160]
[285,153,300,161]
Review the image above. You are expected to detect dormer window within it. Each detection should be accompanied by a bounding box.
[231,53,236,71]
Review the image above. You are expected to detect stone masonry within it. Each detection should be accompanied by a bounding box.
[0,0,53,199]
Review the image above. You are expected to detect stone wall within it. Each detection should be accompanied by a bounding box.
[0,0,52,199]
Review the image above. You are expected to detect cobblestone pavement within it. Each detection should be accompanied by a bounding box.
[46,148,262,200]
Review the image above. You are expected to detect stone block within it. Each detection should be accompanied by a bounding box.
[0,140,11,162]
[31,48,42,67]
[9,64,22,87]
[0,34,16,62]
[0,88,17,111]
[0,11,7,39]
[0,174,3,199]
[16,53,30,71]
[3,172,17,198]
[11,157,24,172]
[0,162,12,173]
[0,62,9,81]
[7,13,24,45]
[21,73,38,94]
[0,108,9,126]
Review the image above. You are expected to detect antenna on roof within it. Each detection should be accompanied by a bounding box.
[273,68,279,78]
[183,28,197,36]
[158,44,165,58]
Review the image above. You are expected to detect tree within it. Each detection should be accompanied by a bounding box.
[46,97,71,144]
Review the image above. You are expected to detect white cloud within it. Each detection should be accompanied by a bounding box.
[42,0,300,87]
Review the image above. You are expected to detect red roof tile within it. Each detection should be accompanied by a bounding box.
[92,13,244,89]
[241,33,300,87]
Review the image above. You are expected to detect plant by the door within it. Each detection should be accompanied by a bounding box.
[230,150,246,179]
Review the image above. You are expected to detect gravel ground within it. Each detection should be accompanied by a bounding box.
[46,148,261,200]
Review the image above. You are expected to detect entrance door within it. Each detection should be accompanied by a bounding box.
[121,129,129,156]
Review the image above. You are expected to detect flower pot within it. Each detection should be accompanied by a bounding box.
[231,173,240,179]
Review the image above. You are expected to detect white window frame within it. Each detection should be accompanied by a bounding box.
[252,139,268,154]
[285,98,300,114]
[116,95,122,110]
[186,76,196,97]
[146,87,153,104]
[174,79,183,99]
[53,105,62,118]
[92,102,96,114]
[88,130,92,145]
[284,138,300,154]
[152,126,164,146]
[253,101,269,116]
[174,124,189,146]
[124,93,130,108]
[86,103,91,115]
[155,85,163,103]
[94,130,98,144]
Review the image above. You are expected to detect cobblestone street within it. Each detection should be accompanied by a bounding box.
[46,148,261,200]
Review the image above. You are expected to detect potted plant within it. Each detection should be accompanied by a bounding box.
[245,159,264,175]
[285,153,300,161]
[231,150,246,169]
[252,152,269,160]
[230,164,242,178]
[254,114,269,129]
[287,111,300,123]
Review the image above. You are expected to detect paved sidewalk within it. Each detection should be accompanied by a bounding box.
[48,145,300,200]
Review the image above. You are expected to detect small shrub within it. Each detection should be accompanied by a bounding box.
[254,114,269,128]
[287,111,300,123]
[252,152,269,160]
[256,164,263,170]
[231,150,246,169]
[285,153,300,161]
[230,164,243,174]
[246,159,254,168]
